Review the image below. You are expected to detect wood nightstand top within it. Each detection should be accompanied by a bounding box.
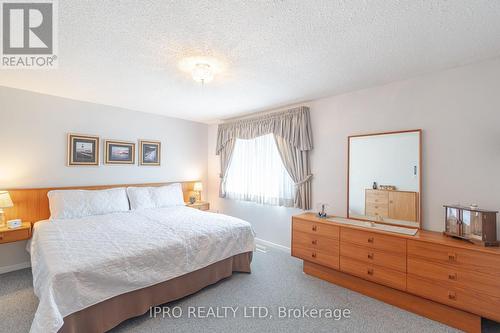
[0,222,32,244]
[185,201,210,211]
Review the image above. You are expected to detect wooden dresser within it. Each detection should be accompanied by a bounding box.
[292,213,500,333]
[365,189,418,222]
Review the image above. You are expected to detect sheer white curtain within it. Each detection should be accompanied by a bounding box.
[225,134,295,207]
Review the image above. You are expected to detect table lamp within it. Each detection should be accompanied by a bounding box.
[193,182,203,202]
[0,191,13,227]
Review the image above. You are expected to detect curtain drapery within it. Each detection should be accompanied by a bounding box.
[218,138,235,198]
[273,134,312,209]
[216,106,313,209]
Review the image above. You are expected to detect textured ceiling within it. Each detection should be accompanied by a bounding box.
[2,1,500,123]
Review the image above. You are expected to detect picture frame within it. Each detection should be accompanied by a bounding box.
[104,140,136,165]
[67,133,100,166]
[139,140,161,166]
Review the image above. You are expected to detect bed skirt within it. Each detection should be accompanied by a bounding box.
[58,251,253,333]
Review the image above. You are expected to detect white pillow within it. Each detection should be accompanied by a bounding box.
[48,187,130,220]
[127,183,185,210]
[125,187,155,210]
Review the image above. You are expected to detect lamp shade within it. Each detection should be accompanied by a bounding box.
[193,182,203,192]
[0,191,13,208]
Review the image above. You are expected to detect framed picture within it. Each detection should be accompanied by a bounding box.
[67,133,100,166]
[139,140,161,166]
[104,140,135,165]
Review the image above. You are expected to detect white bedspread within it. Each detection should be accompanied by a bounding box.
[28,206,255,333]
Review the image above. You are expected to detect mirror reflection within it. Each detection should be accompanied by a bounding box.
[348,130,421,228]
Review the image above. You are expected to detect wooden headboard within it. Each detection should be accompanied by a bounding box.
[3,181,198,224]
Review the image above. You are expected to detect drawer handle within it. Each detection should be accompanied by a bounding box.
[367,268,374,275]
[311,240,317,245]
[311,252,317,258]
[448,292,456,300]
[367,253,374,260]
[367,237,374,243]
[312,225,317,231]
[448,253,457,261]
[448,273,457,281]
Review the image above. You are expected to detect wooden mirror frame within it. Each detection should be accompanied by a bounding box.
[347,129,422,229]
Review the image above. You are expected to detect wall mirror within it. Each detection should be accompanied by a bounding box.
[348,130,422,228]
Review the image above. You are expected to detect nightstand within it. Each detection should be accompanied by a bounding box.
[0,222,32,244]
[186,201,210,211]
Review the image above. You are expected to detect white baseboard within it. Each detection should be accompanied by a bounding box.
[0,261,31,275]
[255,237,290,252]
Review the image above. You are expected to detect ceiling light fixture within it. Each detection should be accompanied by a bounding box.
[191,63,214,84]
[179,56,224,85]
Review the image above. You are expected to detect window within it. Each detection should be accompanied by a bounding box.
[225,134,294,207]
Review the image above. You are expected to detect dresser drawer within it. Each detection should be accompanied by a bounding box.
[341,241,406,272]
[293,218,339,239]
[340,228,406,254]
[365,190,389,204]
[407,275,500,322]
[340,256,406,291]
[407,240,500,277]
[408,257,500,297]
[365,203,388,217]
[293,231,339,255]
[292,246,339,270]
[0,228,30,244]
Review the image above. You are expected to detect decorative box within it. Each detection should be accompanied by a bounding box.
[444,205,498,246]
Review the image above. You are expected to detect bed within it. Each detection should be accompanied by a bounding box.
[18,183,255,333]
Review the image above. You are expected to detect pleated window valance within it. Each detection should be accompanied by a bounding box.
[216,106,313,210]
[216,106,313,154]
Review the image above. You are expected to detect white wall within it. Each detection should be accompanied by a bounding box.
[208,57,500,248]
[0,86,208,272]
